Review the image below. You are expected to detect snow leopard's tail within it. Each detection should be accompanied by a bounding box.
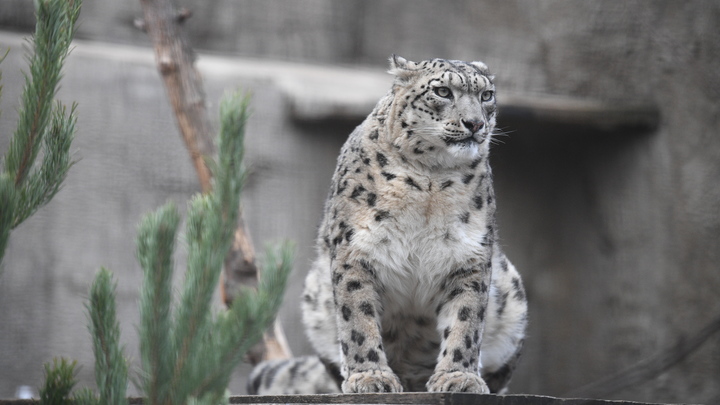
[247,355,341,395]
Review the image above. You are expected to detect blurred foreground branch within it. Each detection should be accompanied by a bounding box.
[137,0,291,364]
[0,0,80,267]
[43,92,293,405]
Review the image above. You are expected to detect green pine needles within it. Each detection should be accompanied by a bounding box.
[40,358,81,405]
[87,268,129,405]
[134,91,293,405]
[0,0,81,266]
[39,269,129,405]
[53,91,292,405]
[13,2,291,402]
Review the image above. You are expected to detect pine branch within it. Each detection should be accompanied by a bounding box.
[170,194,230,403]
[0,0,81,267]
[0,49,6,120]
[0,174,18,265]
[87,268,129,405]
[72,388,101,405]
[214,90,249,223]
[13,102,77,227]
[4,0,80,187]
[170,91,250,403]
[135,91,292,405]
[191,243,293,400]
[137,203,180,405]
[137,0,291,364]
[39,358,79,405]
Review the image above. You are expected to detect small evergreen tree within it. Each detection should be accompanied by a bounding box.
[133,91,293,405]
[37,269,128,405]
[14,2,291,401]
[39,358,79,405]
[0,0,81,267]
[40,91,292,405]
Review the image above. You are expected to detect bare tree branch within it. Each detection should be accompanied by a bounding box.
[138,0,291,365]
[566,314,720,399]
[138,0,214,193]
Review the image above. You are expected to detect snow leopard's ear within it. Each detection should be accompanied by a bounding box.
[471,61,495,82]
[388,54,419,82]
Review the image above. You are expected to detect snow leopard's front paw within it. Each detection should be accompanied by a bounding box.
[342,369,403,393]
[426,371,489,393]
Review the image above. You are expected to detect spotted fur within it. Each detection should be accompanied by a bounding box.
[249,56,527,395]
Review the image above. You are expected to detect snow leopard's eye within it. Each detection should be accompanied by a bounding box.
[481,90,494,102]
[433,86,453,99]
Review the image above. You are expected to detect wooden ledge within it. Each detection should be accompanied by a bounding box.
[227,393,688,405]
[0,393,690,405]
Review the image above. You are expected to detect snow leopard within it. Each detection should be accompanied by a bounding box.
[248,55,527,395]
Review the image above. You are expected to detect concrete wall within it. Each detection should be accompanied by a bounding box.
[1,1,719,403]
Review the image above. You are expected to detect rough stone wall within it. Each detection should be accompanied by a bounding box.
[1,1,719,403]
[488,3,720,402]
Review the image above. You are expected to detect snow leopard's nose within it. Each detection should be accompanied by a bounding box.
[462,119,484,134]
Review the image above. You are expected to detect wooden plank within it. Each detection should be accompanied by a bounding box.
[0,393,694,405]
[227,393,690,405]
[230,393,446,404]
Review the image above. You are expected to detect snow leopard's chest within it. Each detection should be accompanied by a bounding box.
[340,164,496,390]
[347,164,494,311]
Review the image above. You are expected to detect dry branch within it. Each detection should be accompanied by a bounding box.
[138,0,291,365]
[566,314,720,398]
[138,0,214,193]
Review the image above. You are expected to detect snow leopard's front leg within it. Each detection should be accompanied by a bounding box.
[332,256,403,393]
[427,261,492,394]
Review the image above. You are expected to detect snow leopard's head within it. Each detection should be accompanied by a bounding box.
[385,55,497,168]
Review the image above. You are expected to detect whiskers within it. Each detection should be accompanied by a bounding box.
[489,126,513,146]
